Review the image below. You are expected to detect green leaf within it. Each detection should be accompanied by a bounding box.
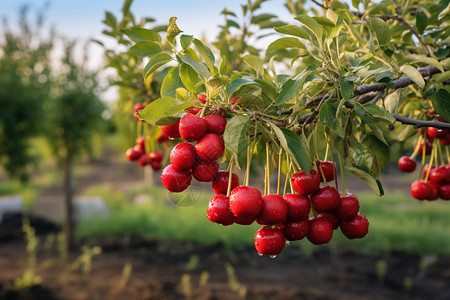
[227,19,240,29]
[319,100,345,137]
[251,13,277,24]
[267,37,306,51]
[179,63,198,93]
[368,18,391,46]
[274,24,310,40]
[161,67,183,98]
[277,78,301,105]
[338,77,354,101]
[227,78,257,95]
[295,14,323,42]
[143,53,173,79]
[402,55,444,73]
[166,17,182,45]
[193,39,216,74]
[269,124,312,173]
[138,97,192,125]
[224,115,251,168]
[400,64,425,88]
[242,55,264,74]
[180,35,194,51]
[121,27,161,42]
[346,165,384,196]
[416,13,428,34]
[432,89,450,122]
[364,134,390,175]
[177,54,211,81]
[129,41,162,58]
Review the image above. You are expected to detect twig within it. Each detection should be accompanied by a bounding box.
[311,0,326,9]
[393,115,450,130]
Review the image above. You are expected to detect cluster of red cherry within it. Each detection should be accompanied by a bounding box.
[207,161,369,257]
[125,103,166,171]
[398,127,450,201]
[159,108,228,193]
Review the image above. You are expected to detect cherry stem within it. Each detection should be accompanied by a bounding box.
[424,141,435,183]
[419,132,427,181]
[289,159,294,194]
[265,143,271,195]
[410,134,423,160]
[437,143,445,166]
[337,152,346,196]
[283,153,290,196]
[137,120,142,140]
[324,143,329,161]
[277,148,282,195]
[325,133,339,191]
[446,146,450,164]
[226,157,234,197]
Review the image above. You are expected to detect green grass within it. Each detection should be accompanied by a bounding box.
[76,185,450,255]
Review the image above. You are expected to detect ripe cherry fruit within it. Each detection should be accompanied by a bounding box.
[192,160,219,182]
[398,156,417,173]
[161,164,192,193]
[291,170,320,196]
[170,142,196,170]
[207,194,235,226]
[284,219,310,241]
[195,133,225,162]
[311,185,341,213]
[410,180,432,200]
[197,94,207,104]
[254,227,286,256]
[149,150,164,162]
[340,212,369,239]
[211,170,239,195]
[283,193,311,221]
[307,216,333,245]
[125,148,141,161]
[257,194,288,225]
[161,120,181,139]
[336,193,360,220]
[133,103,145,121]
[150,160,162,171]
[229,186,263,218]
[316,161,335,182]
[439,184,450,200]
[429,166,448,185]
[204,115,227,135]
[179,114,207,142]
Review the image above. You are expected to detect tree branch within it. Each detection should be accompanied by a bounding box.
[393,114,450,130]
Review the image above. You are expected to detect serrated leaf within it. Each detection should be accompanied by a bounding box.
[346,165,384,196]
[121,27,161,42]
[129,41,161,58]
[400,64,425,88]
[180,35,194,51]
[138,97,192,125]
[295,14,323,42]
[338,77,354,101]
[368,18,391,45]
[161,67,183,98]
[224,115,251,168]
[277,78,301,105]
[177,54,211,81]
[193,39,215,74]
[432,89,450,122]
[267,37,306,51]
[269,124,312,173]
[274,24,310,40]
[143,53,173,79]
[179,63,198,93]
[227,78,257,95]
[242,55,264,74]
[166,17,182,45]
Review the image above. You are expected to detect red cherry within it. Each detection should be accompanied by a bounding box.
[149,150,164,162]
[422,164,435,179]
[427,127,446,139]
[417,141,432,156]
[136,136,145,147]
[336,193,360,220]
[254,227,286,256]
[192,160,219,182]
[283,219,310,241]
[207,195,235,226]
[316,161,335,182]
[440,134,450,145]
[161,164,192,193]
[125,148,140,161]
[133,144,145,156]
[257,194,288,225]
[179,114,207,142]
[198,94,207,104]
[195,133,224,162]
[291,170,320,195]
[397,156,416,173]
[211,170,239,195]
[229,186,262,217]
[170,142,196,170]
[427,182,439,201]
[150,160,162,171]
[410,180,432,200]
[439,184,450,200]
[283,193,311,221]
[133,103,145,121]
[204,115,227,135]
[311,185,341,213]
[307,216,333,245]
[138,154,149,167]
[317,212,340,230]
[157,133,170,143]
[429,166,448,185]
[161,120,181,139]
[340,212,369,239]
[186,106,202,115]
[230,96,241,105]
[235,215,256,225]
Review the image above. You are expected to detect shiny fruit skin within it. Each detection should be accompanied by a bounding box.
[317,161,335,182]
[179,114,207,142]
[150,160,162,171]
[257,194,289,225]
[161,120,181,139]
[417,141,432,156]
[411,180,432,200]
[207,194,235,226]
[126,148,140,161]
[307,216,333,245]
[284,219,310,241]
[170,142,196,170]
[398,156,417,173]
[149,150,164,162]
[204,115,227,135]
[138,154,149,167]
[212,171,239,195]
[133,103,145,121]
[336,193,360,220]
[340,212,369,239]
[439,184,450,200]
[429,166,448,185]
[161,164,192,193]
[291,170,320,195]
[192,160,219,182]
[198,94,207,104]
[311,185,341,212]
[229,186,263,218]
[195,133,225,162]
[254,227,286,256]
[283,193,311,221]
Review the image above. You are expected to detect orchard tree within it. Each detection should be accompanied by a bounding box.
[0,7,53,181]
[47,41,105,250]
[106,0,450,256]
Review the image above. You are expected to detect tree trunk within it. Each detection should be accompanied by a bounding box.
[63,159,74,251]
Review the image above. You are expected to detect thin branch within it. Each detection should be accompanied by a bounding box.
[311,0,326,9]
[393,115,450,130]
